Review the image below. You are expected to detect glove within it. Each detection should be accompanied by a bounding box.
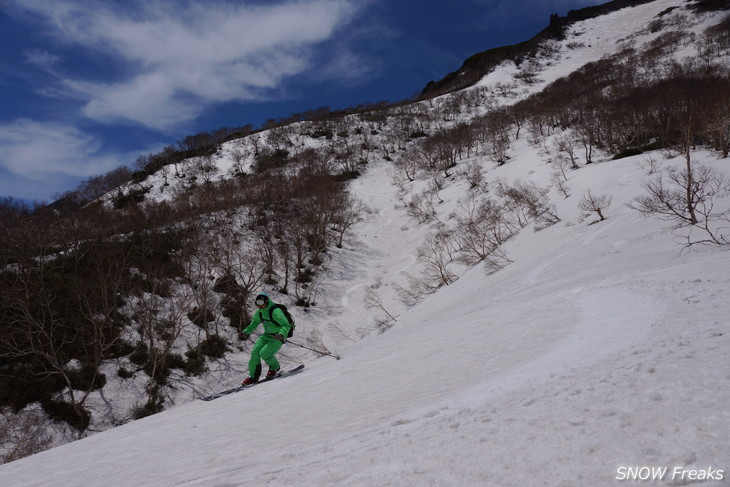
[273,334,285,342]
[238,331,249,341]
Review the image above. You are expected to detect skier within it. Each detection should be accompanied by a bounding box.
[239,293,292,385]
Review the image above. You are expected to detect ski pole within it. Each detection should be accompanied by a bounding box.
[242,332,341,360]
[284,338,341,360]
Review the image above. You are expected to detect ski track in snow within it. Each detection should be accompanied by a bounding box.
[341,283,364,308]
[327,160,422,335]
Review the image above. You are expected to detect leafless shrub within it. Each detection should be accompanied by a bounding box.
[454,195,516,267]
[494,82,517,97]
[553,134,581,169]
[630,164,730,246]
[393,154,419,182]
[365,287,398,331]
[129,282,191,413]
[406,193,439,223]
[390,167,413,196]
[396,231,458,306]
[304,330,336,358]
[332,195,365,248]
[228,147,250,177]
[417,232,458,286]
[578,190,612,222]
[497,180,561,229]
[327,321,359,342]
[551,154,571,183]
[460,162,486,191]
[640,153,663,174]
[514,59,543,85]
[551,169,571,198]
[0,407,54,463]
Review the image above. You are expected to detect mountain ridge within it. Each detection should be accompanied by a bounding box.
[419,0,726,98]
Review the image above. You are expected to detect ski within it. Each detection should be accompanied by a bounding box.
[201,364,305,401]
[259,363,305,382]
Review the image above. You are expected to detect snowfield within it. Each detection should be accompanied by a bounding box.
[2,144,728,487]
[1,0,729,485]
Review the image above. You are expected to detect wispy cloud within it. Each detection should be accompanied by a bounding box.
[10,0,363,130]
[0,119,124,186]
[22,49,61,71]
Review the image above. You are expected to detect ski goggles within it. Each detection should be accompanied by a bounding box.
[255,298,268,306]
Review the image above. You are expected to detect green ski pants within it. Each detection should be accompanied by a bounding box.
[248,334,283,378]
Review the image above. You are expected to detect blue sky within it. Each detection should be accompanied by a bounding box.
[0,0,594,202]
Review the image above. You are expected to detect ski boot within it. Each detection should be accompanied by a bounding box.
[242,376,258,386]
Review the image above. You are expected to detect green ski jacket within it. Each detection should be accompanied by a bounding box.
[243,301,292,338]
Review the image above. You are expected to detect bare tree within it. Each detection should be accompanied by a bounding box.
[196,155,219,185]
[578,190,612,222]
[406,193,439,224]
[128,283,191,417]
[551,169,571,198]
[631,164,730,245]
[551,155,572,184]
[498,180,560,229]
[0,407,54,463]
[554,134,581,169]
[474,111,512,165]
[364,287,398,328]
[211,228,265,327]
[514,59,542,85]
[0,231,133,433]
[229,146,250,177]
[454,195,516,267]
[640,153,662,175]
[702,94,730,158]
[417,232,458,286]
[460,162,486,191]
[393,154,419,182]
[572,121,598,164]
[184,244,219,339]
[253,221,278,285]
[331,195,364,248]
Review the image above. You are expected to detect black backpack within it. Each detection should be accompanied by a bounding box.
[269,304,296,337]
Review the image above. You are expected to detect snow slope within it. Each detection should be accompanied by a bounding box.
[1,0,729,485]
[474,0,724,100]
[1,139,728,487]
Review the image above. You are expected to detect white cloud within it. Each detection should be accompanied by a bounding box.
[11,0,362,130]
[22,49,61,71]
[0,119,121,181]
